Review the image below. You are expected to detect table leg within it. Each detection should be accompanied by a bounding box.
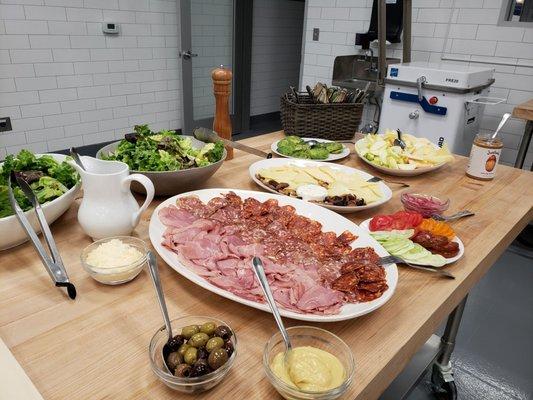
[430,295,468,400]
[514,120,533,170]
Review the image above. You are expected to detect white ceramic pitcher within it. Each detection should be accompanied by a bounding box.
[69,157,155,240]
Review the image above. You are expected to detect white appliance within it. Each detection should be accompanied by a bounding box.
[378,62,501,155]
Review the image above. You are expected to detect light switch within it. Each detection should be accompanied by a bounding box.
[313,28,319,41]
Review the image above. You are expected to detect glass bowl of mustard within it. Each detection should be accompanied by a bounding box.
[263,326,355,400]
[80,236,148,285]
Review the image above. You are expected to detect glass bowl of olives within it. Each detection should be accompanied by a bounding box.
[149,316,237,393]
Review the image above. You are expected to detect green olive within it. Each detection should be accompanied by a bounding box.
[205,336,224,353]
[184,346,198,365]
[208,348,228,370]
[200,321,217,336]
[188,332,210,348]
[177,343,190,358]
[181,325,200,339]
[166,351,182,371]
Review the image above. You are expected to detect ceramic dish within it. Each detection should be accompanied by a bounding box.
[149,188,398,322]
[271,137,350,162]
[359,218,464,266]
[249,158,392,214]
[96,136,226,196]
[354,137,447,177]
[0,153,81,250]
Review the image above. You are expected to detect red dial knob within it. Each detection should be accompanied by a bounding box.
[429,96,438,105]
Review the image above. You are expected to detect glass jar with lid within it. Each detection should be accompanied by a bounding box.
[466,133,503,180]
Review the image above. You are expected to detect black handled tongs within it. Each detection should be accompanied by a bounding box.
[7,171,76,299]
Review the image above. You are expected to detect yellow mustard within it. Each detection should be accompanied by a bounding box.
[270,346,345,392]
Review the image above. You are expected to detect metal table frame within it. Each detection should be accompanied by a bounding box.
[380,296,468,400]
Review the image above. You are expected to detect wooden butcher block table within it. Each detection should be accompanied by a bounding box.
[1,131,532,400]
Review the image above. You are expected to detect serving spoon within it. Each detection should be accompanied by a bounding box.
[147,251,173,374]
[394,129,406,150]
[69,147,86,171]
[491,112,511,139]
[252,257,292,365]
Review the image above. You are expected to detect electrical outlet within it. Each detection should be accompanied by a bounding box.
[313,28,319,41]
[0,117,12,132]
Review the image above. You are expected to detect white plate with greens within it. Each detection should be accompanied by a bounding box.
[359,218,464,267]
[272,137,350,162]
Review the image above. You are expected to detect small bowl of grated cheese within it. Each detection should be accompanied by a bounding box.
[81,236,148,285]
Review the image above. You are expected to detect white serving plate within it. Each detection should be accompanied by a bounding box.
[359,218,464,266]
[0,153,81,250]
[149,188,398,322]
[271,137,350,162]
[354,137,447,177]
[249,158,392,214]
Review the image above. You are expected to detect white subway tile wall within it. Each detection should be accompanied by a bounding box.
[300,0,533,168]
[249,0,305,116]
[0,0,182,155]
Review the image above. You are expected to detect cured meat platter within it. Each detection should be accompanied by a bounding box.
[149,188,398,322]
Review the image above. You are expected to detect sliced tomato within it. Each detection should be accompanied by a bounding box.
[369,215,393,231]
[369,211,423,231]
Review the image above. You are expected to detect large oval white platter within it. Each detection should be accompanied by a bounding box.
[359,218,464,266]
[249,158,392,214]
[354,137,447,177]
[271,137,350,162]
[149,188,398,322]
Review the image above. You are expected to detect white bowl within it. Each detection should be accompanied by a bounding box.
[0,153,81,250]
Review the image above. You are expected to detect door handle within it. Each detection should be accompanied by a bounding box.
[180,50,198,60]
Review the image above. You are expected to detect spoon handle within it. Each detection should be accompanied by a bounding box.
[252,257,291,350]
[147,251,173,341]
[69,147,86,171]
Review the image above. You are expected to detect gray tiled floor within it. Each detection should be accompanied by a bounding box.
[407,247,533,400]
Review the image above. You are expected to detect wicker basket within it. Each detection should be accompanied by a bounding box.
[280,92,363,140]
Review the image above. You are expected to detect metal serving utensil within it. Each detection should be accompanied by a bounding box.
[69,147,86,171]
[7,171,76,299]
[379,255,455,279]
[491,112,511,139]
[146,251,173,374]
[366,175,410,188]
[431,210,475,222]
[394,129,406,150]
[193,127,272,159]
[303,139,355,147]
[252,257,292,364]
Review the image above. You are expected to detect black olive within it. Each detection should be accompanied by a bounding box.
[174,363,191,378]
[197,347,209,361]
[124,132,137,143]
[223,340,234,357]
[214,325,232,341]
[167,335,185,352]
[190,360,211,377]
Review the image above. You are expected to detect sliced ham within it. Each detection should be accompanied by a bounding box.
[159,193,387,315]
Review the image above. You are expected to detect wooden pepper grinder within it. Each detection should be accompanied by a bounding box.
[212,65,233,160]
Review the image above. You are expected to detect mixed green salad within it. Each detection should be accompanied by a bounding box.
[101,125,225,172]
[277,136,344,160]
[0,150,79,218]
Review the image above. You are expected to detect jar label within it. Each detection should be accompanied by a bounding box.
[466,144,501,179]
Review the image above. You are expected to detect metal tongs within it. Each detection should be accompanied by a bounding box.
[7,171,76,299]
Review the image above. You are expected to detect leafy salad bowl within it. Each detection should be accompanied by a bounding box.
[97,136,226,196]
[0,153,81,250]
